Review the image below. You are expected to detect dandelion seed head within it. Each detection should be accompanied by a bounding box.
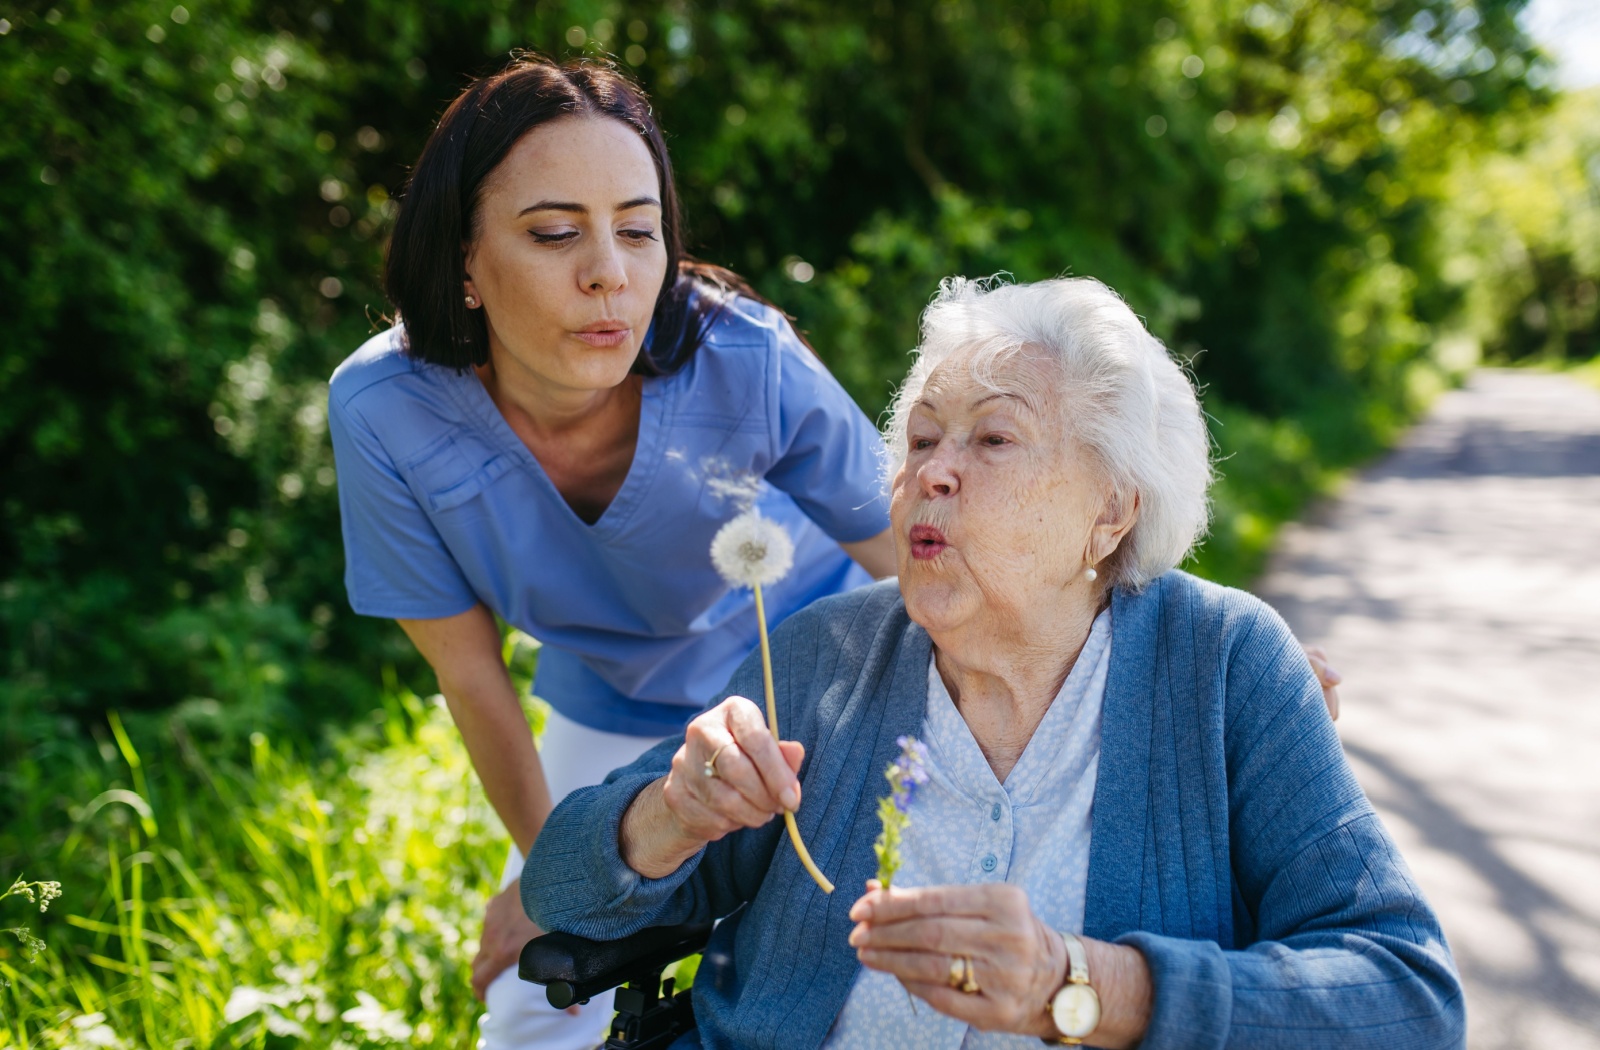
[710,511,795,588]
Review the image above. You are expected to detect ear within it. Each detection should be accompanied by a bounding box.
[1086,489,1139,568]
[461,240,480,307]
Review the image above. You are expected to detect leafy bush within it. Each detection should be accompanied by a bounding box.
[0,0,1555,746]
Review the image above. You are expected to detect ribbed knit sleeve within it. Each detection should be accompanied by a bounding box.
[1119,597,1465,1050]
[522,633,790,940]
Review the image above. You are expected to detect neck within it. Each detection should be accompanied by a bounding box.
[475,343,637,440]
[929,589,1104,781]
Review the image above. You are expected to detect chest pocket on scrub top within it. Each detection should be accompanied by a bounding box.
[405,435,511,513]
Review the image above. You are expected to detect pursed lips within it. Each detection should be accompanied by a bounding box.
[908,524,948,561]
[572,320,631,348]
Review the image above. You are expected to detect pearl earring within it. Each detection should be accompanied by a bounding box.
[464,295,477,307]
[1084,566,1098,583]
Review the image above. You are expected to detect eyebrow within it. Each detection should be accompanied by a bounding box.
[518,196,661,217]
[912,391,1025,412]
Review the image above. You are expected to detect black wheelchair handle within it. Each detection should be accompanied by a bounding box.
[519,921,715,1009]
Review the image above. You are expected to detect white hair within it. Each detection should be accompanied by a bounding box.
[882,276,1213,591]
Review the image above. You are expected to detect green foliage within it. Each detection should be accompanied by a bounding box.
[1438,88,1600,362]
[0,0,1558,746]
[0,691,507,1048]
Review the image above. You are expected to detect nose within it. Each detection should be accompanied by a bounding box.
[579,235,627,295]
[917,442,960,498]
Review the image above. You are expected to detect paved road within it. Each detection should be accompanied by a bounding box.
[1255,370,1600,1049]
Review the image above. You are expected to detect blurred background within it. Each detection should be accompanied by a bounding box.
[1,0,1596,1046]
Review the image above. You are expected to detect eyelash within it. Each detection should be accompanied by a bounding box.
[909,434,1009,451]
[529,229,659,245]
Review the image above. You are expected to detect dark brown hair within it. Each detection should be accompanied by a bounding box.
[385,53,754,375]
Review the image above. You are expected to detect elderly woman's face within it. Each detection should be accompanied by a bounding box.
[890,350,1108,635]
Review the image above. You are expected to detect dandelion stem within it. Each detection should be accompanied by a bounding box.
[752,582,834,894]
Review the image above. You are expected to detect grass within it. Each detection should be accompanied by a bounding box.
[1566,355,1600,392]
[0,686,510,1049]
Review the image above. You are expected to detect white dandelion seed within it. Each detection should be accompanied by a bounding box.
[710,511,794,589]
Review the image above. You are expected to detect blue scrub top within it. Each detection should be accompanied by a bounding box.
[328,297,889,736]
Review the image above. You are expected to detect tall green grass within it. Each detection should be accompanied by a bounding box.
[1,685,513,1049]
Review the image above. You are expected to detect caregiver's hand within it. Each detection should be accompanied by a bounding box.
[619,696,805,879]
[1303,643,1343,721]
[849,881,1152,1048]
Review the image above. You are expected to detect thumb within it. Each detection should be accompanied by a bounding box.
[778,739,806,773]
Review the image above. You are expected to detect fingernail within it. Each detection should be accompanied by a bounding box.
[782,787,800,809]
[848,926,863,946]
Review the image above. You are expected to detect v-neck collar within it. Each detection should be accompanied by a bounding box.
[924,608,1112,808]
[442,365,667,537]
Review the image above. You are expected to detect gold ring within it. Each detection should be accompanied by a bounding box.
[948,954,979,994]
[959,955,981,995]
[703,742,733,779]
[947,954,966,990]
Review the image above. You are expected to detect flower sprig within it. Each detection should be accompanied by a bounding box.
[3,874,62,964]
[873,736,930,890]
[710,510,833,894]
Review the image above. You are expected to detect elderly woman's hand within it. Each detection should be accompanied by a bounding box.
[849,881,1152,1047]
[618,696,804,879]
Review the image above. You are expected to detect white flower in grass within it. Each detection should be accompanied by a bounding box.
[710,510,795,588]
[341,991,413,1041]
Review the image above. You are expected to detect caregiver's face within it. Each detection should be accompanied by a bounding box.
[463,115,668,395]
[890,350,1107,635]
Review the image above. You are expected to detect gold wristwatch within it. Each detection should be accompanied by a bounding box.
[1043,931,1101,1045]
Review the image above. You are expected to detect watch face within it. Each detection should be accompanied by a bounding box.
[1051,983,1101,1039]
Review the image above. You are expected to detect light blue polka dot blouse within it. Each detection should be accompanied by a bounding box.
[824,608,1112,1049]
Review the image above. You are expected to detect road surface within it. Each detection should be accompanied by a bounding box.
[1255,369,1600,1049]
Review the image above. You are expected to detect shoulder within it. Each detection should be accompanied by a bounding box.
[328,326,425,412]
[661,295,803,423]
[1113,569,1289,658]
[700,294,791,348]
[771,579,911,681]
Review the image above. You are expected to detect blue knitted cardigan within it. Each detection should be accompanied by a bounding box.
[524,572,1465,1050]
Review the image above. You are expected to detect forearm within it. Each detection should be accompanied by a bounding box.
[1080,938,1152,1048]
[841,528,896,579]
[441,675,552,854]
[1015,934,1150,1046]
[399,608,555,855]
[618,777,712,878]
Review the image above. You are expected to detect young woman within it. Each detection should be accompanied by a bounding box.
[327,56,894,1049]
[328,53,1341,1050]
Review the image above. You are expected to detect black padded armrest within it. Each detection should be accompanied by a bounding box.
[519,922,713,1008]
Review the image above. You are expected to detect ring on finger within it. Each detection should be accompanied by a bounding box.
[947,954,980,995]
[703,742,733,779]
[960,955,981,995]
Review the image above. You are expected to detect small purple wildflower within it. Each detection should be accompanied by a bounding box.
[887,736,931,813]
[874,736,929,889]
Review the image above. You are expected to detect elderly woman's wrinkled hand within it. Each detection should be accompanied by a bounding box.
[665,695,805,837]
[848,881,1066,1039]
[621,696,805,878]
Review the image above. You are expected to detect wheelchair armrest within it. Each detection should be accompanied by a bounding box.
[518,922,714,1009]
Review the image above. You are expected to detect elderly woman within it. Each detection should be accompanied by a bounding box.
[524,277,1463,1049]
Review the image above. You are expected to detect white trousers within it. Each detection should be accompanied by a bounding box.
[477,706,671,1050]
